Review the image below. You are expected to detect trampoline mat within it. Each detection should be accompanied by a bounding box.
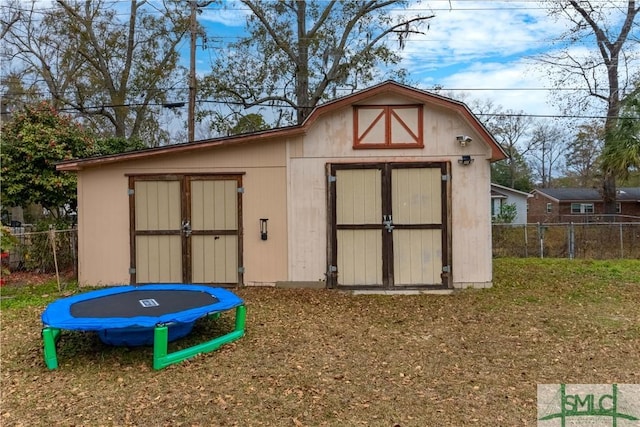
[70,290,219,319]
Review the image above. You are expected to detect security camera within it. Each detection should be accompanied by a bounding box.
[456,135,472,146]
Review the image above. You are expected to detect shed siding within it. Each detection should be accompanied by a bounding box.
[76,169,131,286]
[451,162,493,287]
[286,99,494,288]
[76,140,288,286]
[72,84,500,289]
[287,157,328,282]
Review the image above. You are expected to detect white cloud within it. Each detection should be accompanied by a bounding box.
[194,0,638,121]
[434,59,555,115]
[401,1,564,62]
[396,1,574,115]
[198,1,249,27]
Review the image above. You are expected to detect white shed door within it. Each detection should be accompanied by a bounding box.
[335,168,383,286]
[329,163,450,289]
[391,167,443,286]
[133,179,183,283]
[189,179,239,284]
[130,175,242,286]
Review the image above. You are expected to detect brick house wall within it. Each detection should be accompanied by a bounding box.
[528,189,640,223]
[528,192,559,223]
[618,200,640,219]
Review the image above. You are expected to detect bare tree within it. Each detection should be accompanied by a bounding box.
[538,0,639,212]
[487,110,536,189]
[203,0,435,125]
[564,121,605,187]
[0,4,20,40]
[528,122,569,188]
[2,0,190,143]
[1,0,85,111]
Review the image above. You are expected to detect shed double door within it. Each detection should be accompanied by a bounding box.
[129,175,242,286]
[329,163,450,289]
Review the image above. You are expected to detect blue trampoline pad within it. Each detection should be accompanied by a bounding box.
[42,284,243,331]
[41,284,247,369]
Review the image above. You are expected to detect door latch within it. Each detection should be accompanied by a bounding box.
[383,215,394,233]
[181,219,192,237]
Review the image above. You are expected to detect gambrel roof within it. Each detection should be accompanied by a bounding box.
[57,81,506,172]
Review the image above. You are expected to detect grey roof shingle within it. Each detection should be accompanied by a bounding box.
[534,187,640,202]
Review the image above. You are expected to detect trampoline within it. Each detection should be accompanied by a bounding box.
[41,284,246,370]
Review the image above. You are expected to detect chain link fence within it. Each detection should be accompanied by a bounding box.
[492,223,640,259]
[2,227,78,275]
[1,224,638,282]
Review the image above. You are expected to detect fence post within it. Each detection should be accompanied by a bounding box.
[48,226,61,292]
[568,222,575,259]
[70,228,77,277]
[537,222,544,259]
[524,225,528,258]
[620,223,624,259]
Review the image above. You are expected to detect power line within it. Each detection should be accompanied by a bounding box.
[2,99,637,122]
[3,0,631,17]
[2,84,631,96]
[476,112,640,120]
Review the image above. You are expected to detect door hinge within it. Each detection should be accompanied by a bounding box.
[129,267,136,274]
[442,265,450,273]
[441,174,450,182]
[238,266,245,274]
[237,187,244,194]
[128,188,135,195]
[328,175,336,183]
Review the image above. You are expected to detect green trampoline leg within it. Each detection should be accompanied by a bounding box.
[235,304,246,330]
[152,304,247,370]
[42,327,61,370]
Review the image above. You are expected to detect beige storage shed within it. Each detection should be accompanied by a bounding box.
[58,81,506,290]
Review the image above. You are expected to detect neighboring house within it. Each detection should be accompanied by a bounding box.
[490,183,531,224]
[528,187,640,223]
[57,81,506,290]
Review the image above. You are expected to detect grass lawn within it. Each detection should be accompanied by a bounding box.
[1,258,639,426]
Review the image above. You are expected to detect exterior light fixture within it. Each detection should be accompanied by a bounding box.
[458,155,474,166]
[260,218,268,241]
[456,135,472,147]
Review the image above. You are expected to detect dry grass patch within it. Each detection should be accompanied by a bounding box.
[1,259,639,426]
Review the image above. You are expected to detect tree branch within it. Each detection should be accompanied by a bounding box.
[241,0,297,62]
[0,9,20,40]
[311,13,434,106]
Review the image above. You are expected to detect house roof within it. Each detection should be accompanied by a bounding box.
[532,187,640,202]
[57,81,507,172]
[491,183,532,198]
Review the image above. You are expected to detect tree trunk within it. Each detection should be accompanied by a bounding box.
[601,40,622,219]
[295,1,310,124]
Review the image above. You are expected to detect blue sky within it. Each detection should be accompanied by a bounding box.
[20,0,637,125]
[191,0,573,118]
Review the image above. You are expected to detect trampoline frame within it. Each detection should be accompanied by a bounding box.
[41,286,246,370]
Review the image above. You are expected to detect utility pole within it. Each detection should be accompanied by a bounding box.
[188,1,214,142]
[188,0,197,142]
